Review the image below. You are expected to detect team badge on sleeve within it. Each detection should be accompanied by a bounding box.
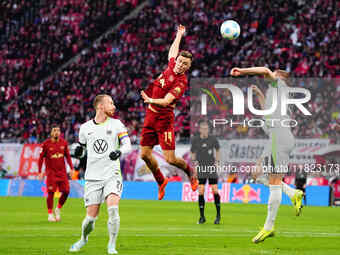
[174,87,181,96]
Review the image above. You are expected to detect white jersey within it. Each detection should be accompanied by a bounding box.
[79,118,129,181]
[263,78,295,145]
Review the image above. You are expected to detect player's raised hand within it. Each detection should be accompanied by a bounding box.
[177,24,186,36]
[230,67,242,76]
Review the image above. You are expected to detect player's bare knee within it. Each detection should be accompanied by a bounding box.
[165,155,177,165]
[165,158,176,165]
[107,206,120,224]
[140,150,151,162]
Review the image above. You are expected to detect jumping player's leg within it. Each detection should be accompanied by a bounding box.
[140,146,165,185]
[253,155,279,243]
[264,174,283,230]
[55,179,70,221]
[140,112,167,186]
[255,156,303,215]
[140,145,168,200]
[163,149,198,191]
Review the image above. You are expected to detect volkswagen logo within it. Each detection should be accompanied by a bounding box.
[93,139,108,154]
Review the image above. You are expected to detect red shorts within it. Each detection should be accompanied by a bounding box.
[140,109,175,150]
[46,177,70,193]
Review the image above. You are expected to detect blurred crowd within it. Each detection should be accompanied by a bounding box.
[0,0,339,144]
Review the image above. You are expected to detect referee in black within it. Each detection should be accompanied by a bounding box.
[191,120,221,224]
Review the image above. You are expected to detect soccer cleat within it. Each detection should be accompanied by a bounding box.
[69,239,87,252]
[48,213,56,222]
[108,243,118,254]
[158,178,168,200]
[197,216,206,224]
[55,207,61,221]
[190,175,198,192]
[252,228,275,243]
[291,190,304,216]
[214,216,221,225]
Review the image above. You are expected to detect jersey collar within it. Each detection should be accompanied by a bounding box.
[93,117,109,125]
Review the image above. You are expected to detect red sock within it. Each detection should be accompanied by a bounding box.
[58,192,69,209]
[47,192,54,213]
[183,163,192,178]
[152,168,165,185]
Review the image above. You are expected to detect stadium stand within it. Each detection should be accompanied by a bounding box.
[0,0,339,144]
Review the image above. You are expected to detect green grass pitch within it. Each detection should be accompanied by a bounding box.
[0,197,339,255]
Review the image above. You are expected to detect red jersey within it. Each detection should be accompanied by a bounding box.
[144,57,188,113]
[38,138,73,180]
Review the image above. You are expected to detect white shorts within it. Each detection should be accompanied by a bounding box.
[261,139,294,174]
[84,176,123,207]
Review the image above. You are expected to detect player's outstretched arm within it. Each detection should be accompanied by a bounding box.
[168,24,186,61]
[141,91,175,107]
[230,67,276,80]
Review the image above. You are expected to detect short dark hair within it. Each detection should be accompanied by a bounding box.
[51,123,61,131]
[179,50,193,61]
[51,123,60,130]
[93,94,109,109]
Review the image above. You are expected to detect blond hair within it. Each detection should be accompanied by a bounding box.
[93,94,109,109]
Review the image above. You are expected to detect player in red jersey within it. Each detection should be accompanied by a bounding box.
[38,124,74,222]
[140,24,198,200]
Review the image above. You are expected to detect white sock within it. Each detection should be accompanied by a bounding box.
[107,206,120,246]
[281,181,296,199]
[81,215,96,242]
[264,185,282,231]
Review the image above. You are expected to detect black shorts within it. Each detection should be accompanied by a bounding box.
[197,171,218,185]
[198,177,218,185]
[197,164,218,185]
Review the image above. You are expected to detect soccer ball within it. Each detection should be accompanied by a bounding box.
[220,20,240,40]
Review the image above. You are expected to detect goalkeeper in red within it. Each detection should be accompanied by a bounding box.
[140,24,198,200]
[38,124,74,222]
